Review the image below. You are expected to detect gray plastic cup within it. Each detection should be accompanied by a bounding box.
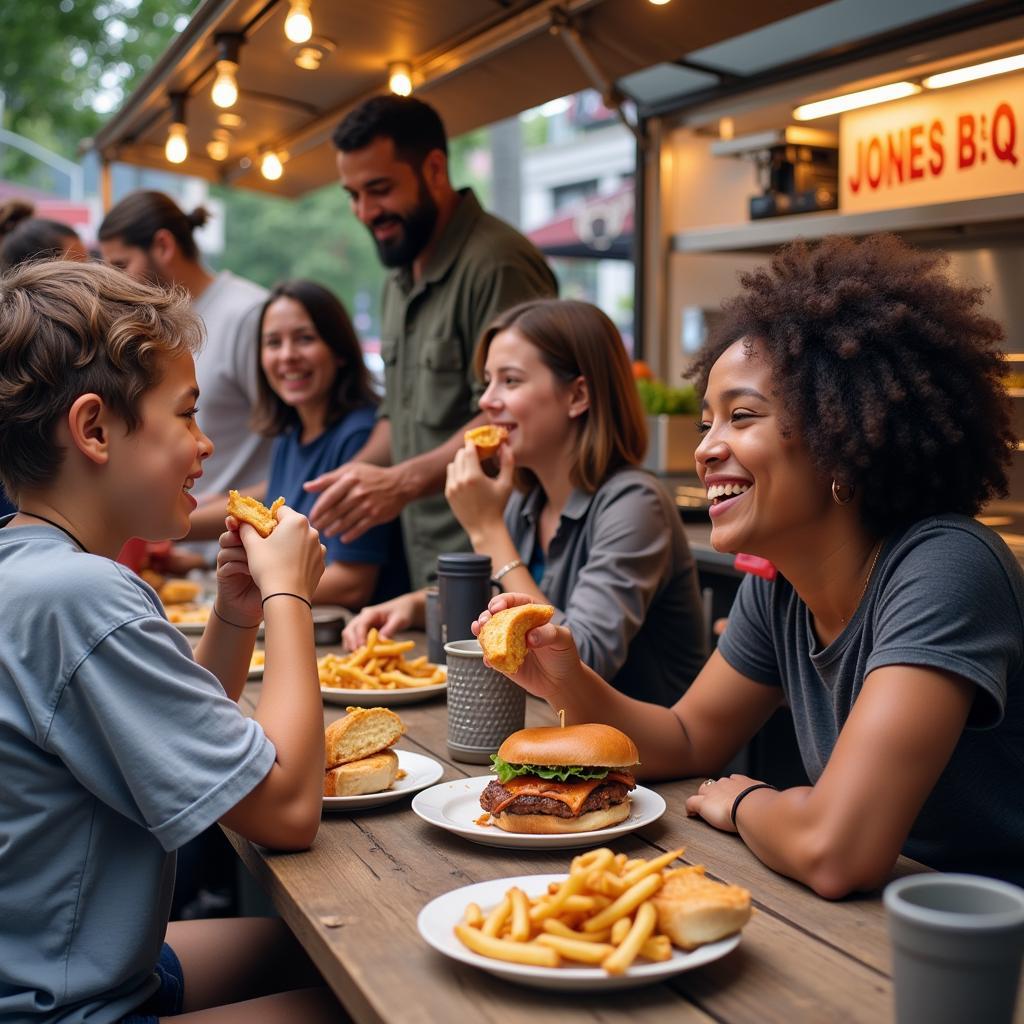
[444,638,526,764]
[884,873,1024,1024]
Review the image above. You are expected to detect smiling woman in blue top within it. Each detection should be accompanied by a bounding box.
[191,280,408,608]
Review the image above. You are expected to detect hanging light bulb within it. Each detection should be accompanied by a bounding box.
[206,129,230,162]
[260,150,284,181]
[388,61,412,97]
[211,34,242,109]
[285,1,313,44]
[164,93,188,164]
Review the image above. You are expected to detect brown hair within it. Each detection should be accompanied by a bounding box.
[252,279,379,436]
[0,199,81,270]
[473,299,647,493]
[0,260,203,500]
[98,190,208,262]
[688,234,1015,535]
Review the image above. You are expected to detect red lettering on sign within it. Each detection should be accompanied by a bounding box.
[958,114,977,168]
[992,103,1019,166]
[929,120,945,176]
[886,129,905,184]
[908,123,925,180]
[848,138,864,193]
[867,136,883,189]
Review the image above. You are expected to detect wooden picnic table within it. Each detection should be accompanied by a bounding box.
[225,635,1022,1024]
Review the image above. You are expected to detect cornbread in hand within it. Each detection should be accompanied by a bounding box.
[227,490,285,538]
[324,706,406,769]
[324,749,399,796]
[651,865,752,950]
[464,424,508,459]
[478,603,555,674]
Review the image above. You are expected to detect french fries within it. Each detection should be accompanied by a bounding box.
[318,628,445,690]
[453,846,691,975]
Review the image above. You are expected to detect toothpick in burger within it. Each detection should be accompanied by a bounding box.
[480,724,638,834]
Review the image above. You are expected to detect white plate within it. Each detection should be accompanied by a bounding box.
[418,873,741,991]
[321,677,446,707]
[411,775,666,850]
[323,749,445,811]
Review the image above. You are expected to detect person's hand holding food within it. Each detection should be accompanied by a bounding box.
[342,591,425,650]
[445,439,515,542]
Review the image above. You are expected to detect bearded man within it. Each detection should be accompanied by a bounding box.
[306,96,557,589]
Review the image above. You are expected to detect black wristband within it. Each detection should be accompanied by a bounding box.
[261,591,313,609]
[730,783,777,828]
[212,604,259,630]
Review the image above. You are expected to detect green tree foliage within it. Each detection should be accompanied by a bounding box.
[0,0,197,186]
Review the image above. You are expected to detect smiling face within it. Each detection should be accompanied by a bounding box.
[108,352,212,541]
[696,337,830,556]
[336,137,440,268]
[260,296,340,429]
[479,327,584,472]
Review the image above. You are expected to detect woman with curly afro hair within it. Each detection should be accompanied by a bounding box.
[474,235,1024,897]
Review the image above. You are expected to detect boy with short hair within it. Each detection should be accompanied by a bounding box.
[0,261,339,1023]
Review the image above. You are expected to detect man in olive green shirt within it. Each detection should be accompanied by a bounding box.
[306,96,557,588]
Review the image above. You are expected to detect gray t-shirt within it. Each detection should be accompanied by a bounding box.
[505,468,707,706]
[717,515,1024,881]
[192,270,272,496]
[0,523,276,1023]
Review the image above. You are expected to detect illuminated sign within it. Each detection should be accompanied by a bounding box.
[839,73,1023,213]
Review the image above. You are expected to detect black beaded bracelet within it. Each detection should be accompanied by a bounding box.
[730,783,777,828]
[261,591,313,609]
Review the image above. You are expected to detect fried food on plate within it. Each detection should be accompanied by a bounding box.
[478,603,555,674]
[651,865,752,951]
[226,490,285,538]
[464,424,508,459]
[165,603,211,626]
[325,706,405,769]
[318,628,445,690]
[158,579,202,605]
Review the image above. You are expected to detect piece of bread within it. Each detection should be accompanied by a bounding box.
[652,866,752,950]
[158,579,201,605]
[324,706,406,770]
[227,490,285,538]
[464,424,508,459]
[324,750,399,796]
[478,603,555,674]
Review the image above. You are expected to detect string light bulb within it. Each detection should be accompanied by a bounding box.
[211,34,242,109]
[164,93,188,164]
[260,150,284,180]
[285,1,313,44]
[388,61,412,97]
[206,129,230,162]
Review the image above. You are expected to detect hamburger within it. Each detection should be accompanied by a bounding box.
[480,724,638,834]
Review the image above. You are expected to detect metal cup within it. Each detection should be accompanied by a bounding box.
[885,873,1024,1024]
[444,638,526,764]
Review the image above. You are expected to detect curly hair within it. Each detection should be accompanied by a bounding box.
[688,234,1015,536]
[0,260,203,500]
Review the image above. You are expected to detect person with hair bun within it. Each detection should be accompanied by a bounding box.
[0,199,89,270]
[479,236,1024,896]
[346,298,707,706]
[99,191,271,512]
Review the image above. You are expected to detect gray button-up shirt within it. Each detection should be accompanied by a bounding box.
[504,467,707,706]
[379,189,557,588]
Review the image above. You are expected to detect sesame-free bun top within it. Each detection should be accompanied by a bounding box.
[497,724,638,769]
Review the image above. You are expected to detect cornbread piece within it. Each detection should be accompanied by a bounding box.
[324,750,399,796]
[158,579,201,605]
[652,866,752,950]
[464,424,508,459]
[227,490,285,538]
[478,603,555,674]
[324,706,406,770]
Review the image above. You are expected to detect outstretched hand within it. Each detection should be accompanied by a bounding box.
[304,462,407,541]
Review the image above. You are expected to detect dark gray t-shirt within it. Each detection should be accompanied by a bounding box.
[717,515,1024,882]
[504,468,707,706]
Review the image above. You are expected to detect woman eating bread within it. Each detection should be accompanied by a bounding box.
[345,299,707,706]
[474,236,1024,897]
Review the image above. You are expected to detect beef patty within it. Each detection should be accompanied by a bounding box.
[480,779,631,818]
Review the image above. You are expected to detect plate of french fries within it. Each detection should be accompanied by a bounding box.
[318,629,447,706]
[417,847,743,990]
[412,776,666,850]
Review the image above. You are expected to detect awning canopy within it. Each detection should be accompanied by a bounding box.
[90,0,826,198]
[528,183,633,260]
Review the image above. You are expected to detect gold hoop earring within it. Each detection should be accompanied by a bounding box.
[831,479,855,505]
